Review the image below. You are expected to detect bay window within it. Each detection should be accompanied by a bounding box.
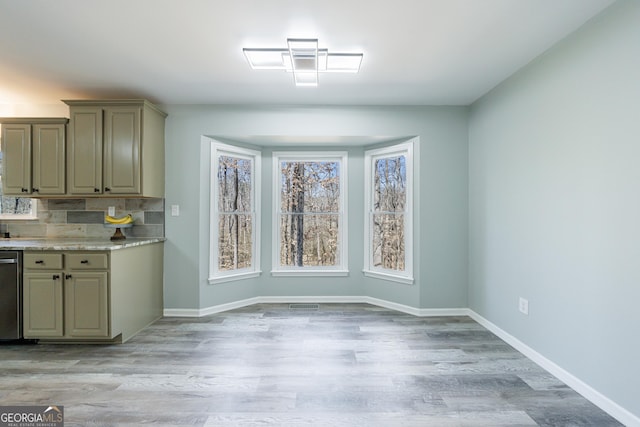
[272,151,348,276]
[209,142,261,283]
[364,141,414,284]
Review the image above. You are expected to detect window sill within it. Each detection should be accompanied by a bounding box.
[363,269,414,285]
[0,215,38,221]
[209,270,261,285]
[271,269,349,277]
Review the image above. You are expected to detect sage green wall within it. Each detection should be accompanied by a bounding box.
[163,106,468,311]
[469,0,640,418]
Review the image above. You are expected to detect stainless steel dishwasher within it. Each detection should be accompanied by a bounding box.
[0,250,22,340]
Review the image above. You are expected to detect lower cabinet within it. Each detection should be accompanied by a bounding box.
[22,272,64,337]
[22,243,163,343]
[23,252,109,339]
[64,271,109,337]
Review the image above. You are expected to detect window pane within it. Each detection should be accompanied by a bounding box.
[210,142,261,282]
[374,156,406,212]
[280,161,339,213]
[0,197,32,215]
[371,213,405,271]
[279,213,339,267]
[218,156,252,213]
[0,154,34,216]
[218,213,253,271]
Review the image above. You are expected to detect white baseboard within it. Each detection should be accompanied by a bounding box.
[467,310,640,427]
[163,298,638,426]
[162,308,201,317]
[163,296,468,318]
[163,297,262,317]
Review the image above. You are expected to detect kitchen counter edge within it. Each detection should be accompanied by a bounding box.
[0,237,166,251]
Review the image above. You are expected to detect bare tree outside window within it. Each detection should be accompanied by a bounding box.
[209,141,261,284]
[0,149,35,218]
[217,155,253,271]
[364,140,415,284]
[0,193,32,216]
[372,156,406,271]
[279,160,341,267]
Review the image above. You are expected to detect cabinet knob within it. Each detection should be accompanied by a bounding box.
[104,187,111,192]
[52,274,60,280]
[65,274,72,280]
[80,260,89,264]
[94,188,100,192]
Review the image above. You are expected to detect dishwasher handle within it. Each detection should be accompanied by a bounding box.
[0,258,18,264]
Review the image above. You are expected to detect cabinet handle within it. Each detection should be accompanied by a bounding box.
[52,274,60,280]
[65,274,72,280]
[80,260,89,264]
[94,188,100,192]
[32,188,39,192]
[104,187,111,192]
[35,260,44,264]
[21,188,29,193]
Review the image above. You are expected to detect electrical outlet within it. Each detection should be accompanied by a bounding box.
[171,204,180,217]
[519,297,529,315]
[108,206,116,216]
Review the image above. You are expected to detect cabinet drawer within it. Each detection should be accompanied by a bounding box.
[24,253,63,269]
[67,253,108,270]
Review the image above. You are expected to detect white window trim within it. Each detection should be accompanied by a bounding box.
[0,192,38,220]
[272,151,348,276]
[209,141,261,284]
[363,139,415,284]
[0,166,38,220]
[0,204,38,220]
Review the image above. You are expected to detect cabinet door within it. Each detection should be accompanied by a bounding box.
[65,271,109,337]
[67,107,103,194]
[23,272,64,337]
[103,107,140,194]
[1,124,31,195]
[32,123,66,195]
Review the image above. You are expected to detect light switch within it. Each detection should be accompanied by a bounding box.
[108,206,116,216]
[171,204,180,217]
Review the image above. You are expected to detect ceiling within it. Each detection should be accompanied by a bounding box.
[0,0,615,107]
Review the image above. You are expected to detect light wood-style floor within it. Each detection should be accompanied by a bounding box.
[0,303,623,426]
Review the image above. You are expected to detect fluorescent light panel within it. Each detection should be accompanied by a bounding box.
[242,49,289,70]
[243,38,363,86]
[326,53,363,73]
[288,38,318,86]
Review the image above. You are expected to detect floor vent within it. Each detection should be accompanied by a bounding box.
[288,303,320,310]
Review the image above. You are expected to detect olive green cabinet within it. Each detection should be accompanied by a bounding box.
[64,107,102,195]
[65,272,109,337]
[64,100,166,197]
[23,252,108,339]
[0,118,67,196]
[22,242,163,343]
[23,271,64,337]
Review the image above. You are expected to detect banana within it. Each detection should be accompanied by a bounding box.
[105,214,133,225]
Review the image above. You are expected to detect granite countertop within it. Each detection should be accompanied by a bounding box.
[0,237,165,251]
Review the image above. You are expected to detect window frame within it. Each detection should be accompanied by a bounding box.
[0,196,38,220]
[0,151,38,220]
[209,141,261,284]
[363,141,415,284]
[272,151,348,277]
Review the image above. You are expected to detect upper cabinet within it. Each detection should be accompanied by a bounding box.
[64,99,166,198]
[0,118,68,196]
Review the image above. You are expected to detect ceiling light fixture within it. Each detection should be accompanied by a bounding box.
[243,38,363,87]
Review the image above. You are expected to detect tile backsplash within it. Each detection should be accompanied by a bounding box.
[1,198,164,239]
